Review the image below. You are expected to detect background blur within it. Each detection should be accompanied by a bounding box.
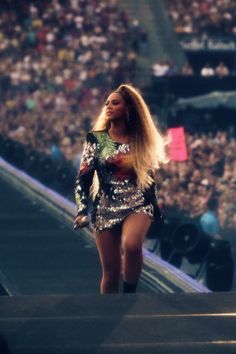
[0,0,236,291]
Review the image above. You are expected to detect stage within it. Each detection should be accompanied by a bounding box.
[0,292,236,353]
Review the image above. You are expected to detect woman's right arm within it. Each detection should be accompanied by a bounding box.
[74,132,98,227]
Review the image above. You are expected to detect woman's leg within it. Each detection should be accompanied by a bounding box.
[122,212,151,290]
[94,227,122,294]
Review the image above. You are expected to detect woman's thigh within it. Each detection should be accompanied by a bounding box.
[94,227,122,272]
[122,212,152,249]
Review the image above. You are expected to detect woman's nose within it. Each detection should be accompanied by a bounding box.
[106,104,112,111]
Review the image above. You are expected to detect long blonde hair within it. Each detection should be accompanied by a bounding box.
[92,83,169,191]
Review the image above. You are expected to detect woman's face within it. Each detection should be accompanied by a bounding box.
[105,92,127,122]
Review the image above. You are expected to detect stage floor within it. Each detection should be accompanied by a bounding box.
[0,292,236,353]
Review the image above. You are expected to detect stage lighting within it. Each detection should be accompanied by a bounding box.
[185,233,211,264]
[159,220,186,268]
[159,220,206,269]
[171,223,200,254]
[160,234,183,267]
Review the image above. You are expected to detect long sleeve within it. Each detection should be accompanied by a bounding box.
[74,132,98,217]
[145,169,163,220]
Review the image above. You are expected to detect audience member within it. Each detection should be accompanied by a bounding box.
[200,63,215,77]
[215,61,230,78]
[182,63,194,76]
[200,196,221,239]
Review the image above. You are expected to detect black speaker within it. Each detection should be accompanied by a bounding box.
[207,240,232,264]
[171,223,200,255]
[206,259,234,292]
[206,240,234,291]
[159,233,173,260]
[159,219,186,268]
[185,233,211,264]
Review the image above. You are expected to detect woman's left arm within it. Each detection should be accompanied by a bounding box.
[149,169,163,219]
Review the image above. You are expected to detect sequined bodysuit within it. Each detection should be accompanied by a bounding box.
[75,130,161,231]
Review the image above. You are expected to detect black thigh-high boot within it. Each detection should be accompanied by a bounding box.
[123,281,138,293]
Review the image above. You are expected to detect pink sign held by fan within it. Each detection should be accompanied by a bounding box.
[168,126,188,161]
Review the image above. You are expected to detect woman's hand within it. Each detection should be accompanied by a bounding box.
[74,215,90,230]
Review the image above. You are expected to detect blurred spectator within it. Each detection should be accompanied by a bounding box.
[200,63,215,77]
[51,137,65,163]
[152,60,171,77]
[151,60,233,77]
[199,197,221,239]
[215,61,230,78]
[182,63,194,76]
[166,62,179,76]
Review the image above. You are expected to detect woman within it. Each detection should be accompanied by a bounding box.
[74,84,169,294]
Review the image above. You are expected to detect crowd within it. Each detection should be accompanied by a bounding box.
[200,62,230,77]
[0,0,144,162]
[152,60,231,77]
[156,129,236,236]
[166,0,236,35]
[1,1,235,236]
[152,60,179,77]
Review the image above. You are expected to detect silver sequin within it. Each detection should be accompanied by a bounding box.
[75,131,157,231]
[94,179,153,231]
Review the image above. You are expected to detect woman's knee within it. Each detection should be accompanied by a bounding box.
[122,236,142,256]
